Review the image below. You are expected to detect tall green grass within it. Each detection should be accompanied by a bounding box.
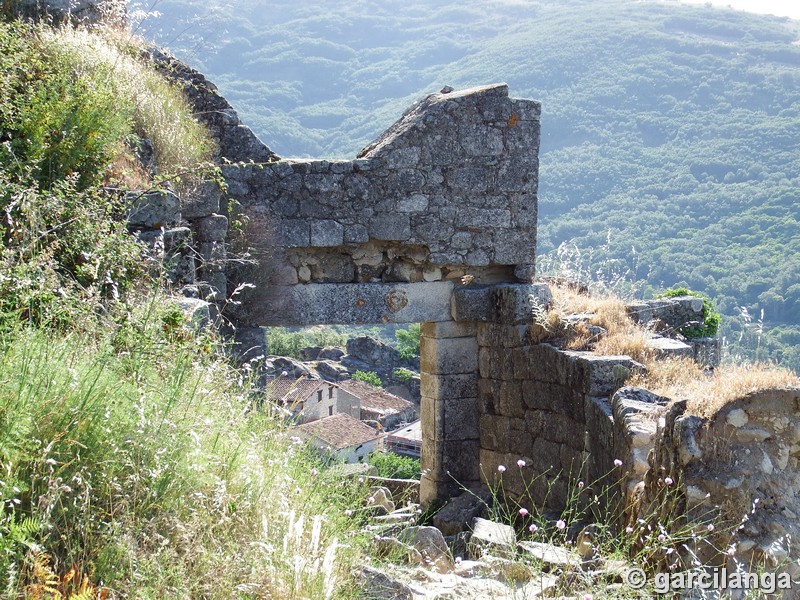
[0,306,370,597]
[0,20,371,597]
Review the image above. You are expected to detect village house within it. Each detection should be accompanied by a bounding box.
[292,413,384,464]
[337,379,418,430]
[386,420,422,459]
[263,377,359,423]
[264,375,418,463]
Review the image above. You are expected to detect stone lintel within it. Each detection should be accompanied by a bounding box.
[250,281,454,326]
[452,283,551,324]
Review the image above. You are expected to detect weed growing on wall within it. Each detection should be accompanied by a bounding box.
[658,287,721,338]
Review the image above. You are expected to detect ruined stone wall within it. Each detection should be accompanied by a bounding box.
[221,84,540,326]
[631,388,800,587]
[477,332,641,510]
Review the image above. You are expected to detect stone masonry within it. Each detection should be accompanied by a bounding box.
[222,84,540,327]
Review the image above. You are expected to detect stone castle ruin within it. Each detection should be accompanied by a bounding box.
[11,0,798,582]
[145,54,799,582]
[183,72,798,582]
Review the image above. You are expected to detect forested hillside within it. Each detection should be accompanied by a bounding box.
[135,0,800,370]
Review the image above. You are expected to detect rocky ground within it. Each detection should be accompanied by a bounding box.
[345,465,648,600]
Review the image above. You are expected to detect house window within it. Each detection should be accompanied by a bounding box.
[328,405,333,416]
[328,386,333,399]
[317,390,322,402]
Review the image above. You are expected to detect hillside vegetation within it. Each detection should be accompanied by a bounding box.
[137,0,800,370]
[0,19,368,597]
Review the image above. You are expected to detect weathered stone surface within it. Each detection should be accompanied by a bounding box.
[126,190,180,228]
[197,214,229,242]
[238,282,454,326]
[468,518,517,559]
[432,490,489,536]
[518,541,581,569]
[315,360,350,381]
[420,335,478,375]
[690,336,721,368]
[646,335,693,358]
[368,486,396,515]
[635,387,800,575]
[626,296,705,333]
[353,566,414,600]
[175,297,211,329]
[181,180,223,220]
[225,84,540,297]
[397,526,454,573]
[452,283,552,324]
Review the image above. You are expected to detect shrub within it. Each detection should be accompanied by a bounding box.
[352,370,382,387]
[392,367,415,382]
[0,21,131,190]
[395,323,420,360]
[0,173,143,330]
[657,287,721,338]
[265,326,307,358]
[368,451,421,479]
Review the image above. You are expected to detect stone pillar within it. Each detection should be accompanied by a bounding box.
[419,321,481,505]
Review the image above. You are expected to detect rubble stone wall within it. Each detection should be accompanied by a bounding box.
[220,84,540,326]
[477,331,642,510]
[635,389,800,585]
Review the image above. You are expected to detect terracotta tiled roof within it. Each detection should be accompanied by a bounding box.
[263,377,325,406]
[293,414,383,450]
[338,379,414,415]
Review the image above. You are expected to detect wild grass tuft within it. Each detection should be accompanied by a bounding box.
[38,25,216,192]
[0,304,371,597]
[631,359,799,419]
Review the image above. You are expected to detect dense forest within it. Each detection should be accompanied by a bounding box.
[134,0,800,370]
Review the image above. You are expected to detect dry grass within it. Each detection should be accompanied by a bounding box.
[542,285,656,364]
[542,284,800,419]
[634,360,800,419]
[42,26,216,191]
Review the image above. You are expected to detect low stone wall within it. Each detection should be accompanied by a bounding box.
[477,333,642,510]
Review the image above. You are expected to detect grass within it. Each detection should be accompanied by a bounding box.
[631,359,799,419]
[0,305,372,598]
[38,24,217,194]
[533,284,656,364]
[0,18,373,597]
[537,281,800,417]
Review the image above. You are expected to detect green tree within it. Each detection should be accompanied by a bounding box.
[395,324,420,360]
[352,370,382,387]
